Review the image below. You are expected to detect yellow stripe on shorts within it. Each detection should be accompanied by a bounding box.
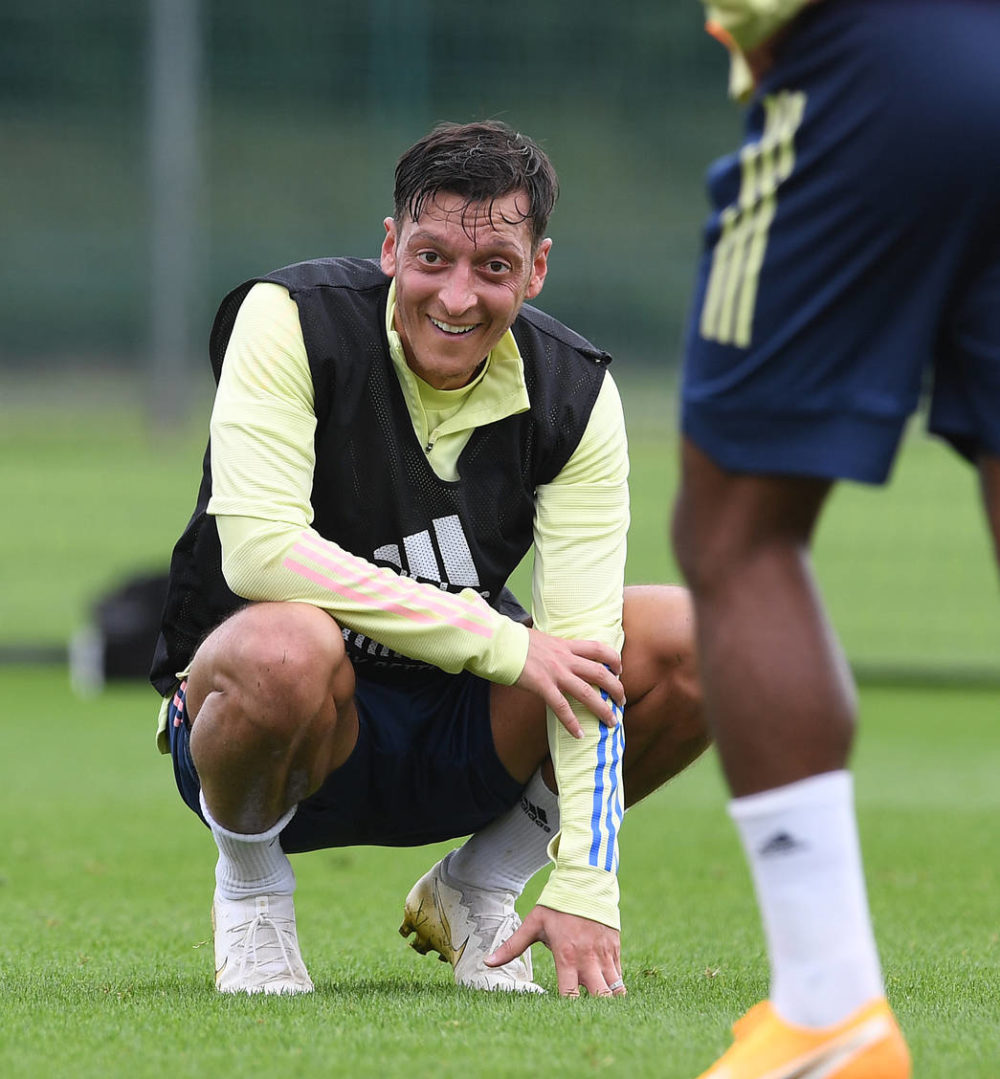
[700,90,806,349]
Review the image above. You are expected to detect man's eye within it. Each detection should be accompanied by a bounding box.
[485,260,510,274]
[418,251,441,265]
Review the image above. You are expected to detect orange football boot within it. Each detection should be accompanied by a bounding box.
[696,997,911,1079]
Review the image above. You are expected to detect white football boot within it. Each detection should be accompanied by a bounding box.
[399,850,545,994]
[212,891,314,995]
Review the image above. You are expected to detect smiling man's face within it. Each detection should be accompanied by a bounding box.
[380,190,551,390]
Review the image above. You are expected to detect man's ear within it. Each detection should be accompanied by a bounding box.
[525,238,552,300]
[380,217,398,276]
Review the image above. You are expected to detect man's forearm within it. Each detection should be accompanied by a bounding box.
[215,513,530,683]
[536,703,624,930]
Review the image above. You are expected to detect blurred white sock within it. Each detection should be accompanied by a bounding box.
[730,770,884,1028]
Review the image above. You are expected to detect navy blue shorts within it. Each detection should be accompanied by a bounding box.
[167,668,524,852]
[681,0,1000,483]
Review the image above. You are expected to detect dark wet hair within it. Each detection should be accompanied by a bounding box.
[393,121,559,248]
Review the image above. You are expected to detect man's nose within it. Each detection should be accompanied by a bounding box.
[438,265,476,315]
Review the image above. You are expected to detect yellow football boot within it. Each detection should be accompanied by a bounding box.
[696,997,911,1079]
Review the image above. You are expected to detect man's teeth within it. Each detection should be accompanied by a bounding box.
[431,317,476,335]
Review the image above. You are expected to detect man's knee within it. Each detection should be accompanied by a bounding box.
[672,439,832,595]
[671,441,737,593]
[622,585,703,739]
[188,602,353,740]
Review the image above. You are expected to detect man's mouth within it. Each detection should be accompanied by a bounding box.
[430,316,478,336]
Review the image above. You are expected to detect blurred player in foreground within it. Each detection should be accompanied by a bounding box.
[151,120,708,1000]
[673,1,1000,1076]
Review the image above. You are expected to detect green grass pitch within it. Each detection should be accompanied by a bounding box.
[0,371,998,1076]
[1,671,997,1077]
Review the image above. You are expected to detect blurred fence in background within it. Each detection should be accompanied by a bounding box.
[0,0,732,397]
[1,2,997,683]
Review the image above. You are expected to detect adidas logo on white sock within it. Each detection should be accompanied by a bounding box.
[758,831,807,857]
[520,797,552,833]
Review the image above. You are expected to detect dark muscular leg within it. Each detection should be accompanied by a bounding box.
[979,453,1000,575]
[671,438,852,796]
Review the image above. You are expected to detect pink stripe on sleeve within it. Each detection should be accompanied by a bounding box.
[282,539,495,639]
[293,535,495,626]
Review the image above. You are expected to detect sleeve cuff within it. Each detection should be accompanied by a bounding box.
[474,615,529,685]
[536,843,621,931]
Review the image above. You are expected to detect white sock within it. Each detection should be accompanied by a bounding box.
[729,770,884,1028]
[447,768,559,895]
[199,790,297,900]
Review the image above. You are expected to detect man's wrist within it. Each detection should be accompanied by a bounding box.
[472,615,529,684]
[537,864,621,931]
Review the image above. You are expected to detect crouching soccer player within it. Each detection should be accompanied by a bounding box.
[151,120,708,999]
